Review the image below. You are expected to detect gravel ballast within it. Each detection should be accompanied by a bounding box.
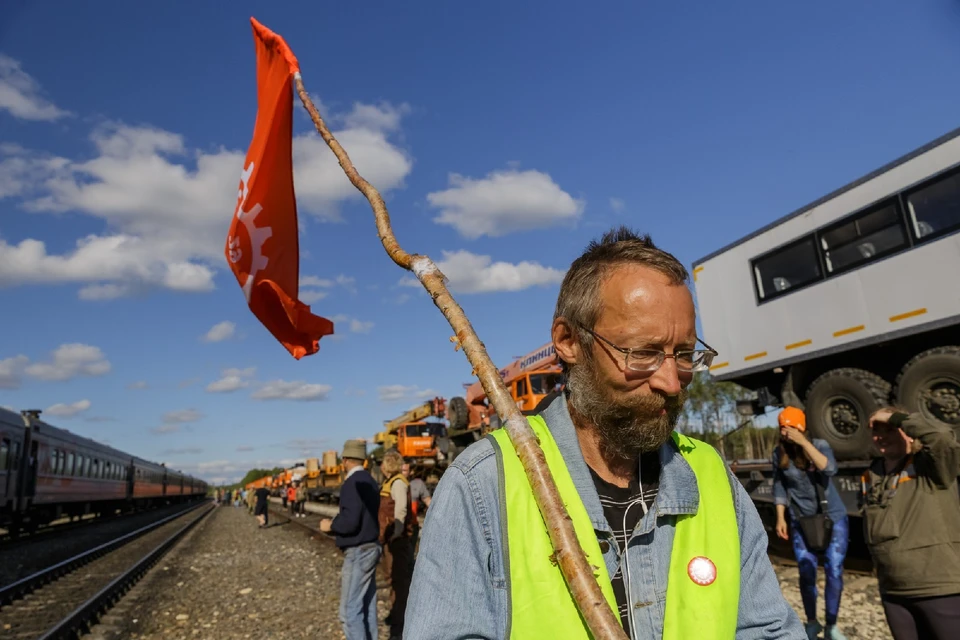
[92,503,389,640]
[773,562,893,640]
[90,502,895,639]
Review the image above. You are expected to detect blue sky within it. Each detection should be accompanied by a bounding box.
[2,2,959,484]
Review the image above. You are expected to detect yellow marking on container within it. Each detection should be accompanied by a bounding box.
[693,266,704,282]
[785,339,812,350]
[889,308,927,323]
[709,361,729,371]
[833,325,865,337]
[744,351,767,361]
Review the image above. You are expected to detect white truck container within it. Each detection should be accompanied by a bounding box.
[693,127,960,459]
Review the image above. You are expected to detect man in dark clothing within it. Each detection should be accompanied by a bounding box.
[320,440,381,640]
[253,485,270,527]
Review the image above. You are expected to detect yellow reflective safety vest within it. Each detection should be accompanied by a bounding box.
[488,415,740,639]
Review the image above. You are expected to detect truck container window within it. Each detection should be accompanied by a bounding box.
[752,236,822,301]
[905,170,960,241]
[516,378,528,397]
[820,201,906,274]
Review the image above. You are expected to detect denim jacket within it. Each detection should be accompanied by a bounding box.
[405,394,804,639]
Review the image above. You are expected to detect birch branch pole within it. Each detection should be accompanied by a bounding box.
[293,74,628,640]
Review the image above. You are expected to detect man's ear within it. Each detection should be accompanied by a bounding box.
[552,317,580,367]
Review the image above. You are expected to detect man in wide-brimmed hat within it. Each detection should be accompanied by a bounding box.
[320,440,381,640]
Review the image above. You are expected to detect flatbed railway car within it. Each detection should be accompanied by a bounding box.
[0,407,207,533]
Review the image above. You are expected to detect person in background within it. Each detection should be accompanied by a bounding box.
[862,407,960,640]
[402,463,432,518]
[295,481,307,518]
[287,483,297,517]
[319,440,381,640]
[773,406,850,640]
[281,483,289,509]
[379,450,416,640]
[253,483,270,528]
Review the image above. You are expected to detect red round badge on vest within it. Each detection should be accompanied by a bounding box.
[687,556,717,586]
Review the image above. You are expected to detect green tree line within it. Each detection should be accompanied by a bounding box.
[678,372,779,462]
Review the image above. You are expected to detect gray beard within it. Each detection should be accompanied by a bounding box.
[566,358,687,461]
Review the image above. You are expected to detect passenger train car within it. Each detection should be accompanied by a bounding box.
[0,407,207,533]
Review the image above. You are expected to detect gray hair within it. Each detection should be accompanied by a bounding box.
[381,449,404,477]
[554,226,689,370]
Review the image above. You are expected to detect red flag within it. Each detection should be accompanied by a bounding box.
[225,17,334,360]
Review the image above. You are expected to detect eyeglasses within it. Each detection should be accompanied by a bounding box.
[579,326,718,373]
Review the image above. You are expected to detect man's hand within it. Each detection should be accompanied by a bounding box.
[775,517,789,541]
[780,426,808,445]
[319,518,332,533]
[869,407,896,429]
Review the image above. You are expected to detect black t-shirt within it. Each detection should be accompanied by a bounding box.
[254,487,269,506]
[589,452,660,634]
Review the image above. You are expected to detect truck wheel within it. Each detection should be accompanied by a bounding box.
[894,346,960,435]
[805,368,891,459]
[447,397,469,430]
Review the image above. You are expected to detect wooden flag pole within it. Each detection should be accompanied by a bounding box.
[293,74,628,640]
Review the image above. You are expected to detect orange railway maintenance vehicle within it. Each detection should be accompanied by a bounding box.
[445,342,563,461]
[373,398,449,487]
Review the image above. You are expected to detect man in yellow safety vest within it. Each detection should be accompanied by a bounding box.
[406,227,805,639]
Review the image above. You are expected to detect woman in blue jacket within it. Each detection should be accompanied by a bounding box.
[772,406,851,640]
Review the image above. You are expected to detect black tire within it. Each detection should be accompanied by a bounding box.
[447,397,469,431]
[805,368,891,460]
[895,346,960,435]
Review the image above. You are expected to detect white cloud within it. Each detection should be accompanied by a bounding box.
[150,424,180,435]
[1,101,410,299]
[428,168,584,239]
[127,380,148,389]
[44,399,91,418]
[201,321,236,343]
[348,318,374,334]
[609,197,625,213]
[252,380,332,401]
[0,55,70,121]
[378,385,438,403]
[206,367,256,393]
[401,250,565,294]
[0,355,29,389]
[161,408,204,424]
[297,273,355,304]
[23,344,111,381]
[299,290,328,304]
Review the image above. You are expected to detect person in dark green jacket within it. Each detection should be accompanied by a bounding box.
[861,408,960,640]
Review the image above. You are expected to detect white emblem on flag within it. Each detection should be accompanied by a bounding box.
[687,556,717,586]
[228,161,273,302]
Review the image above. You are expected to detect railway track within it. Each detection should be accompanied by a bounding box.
[0,499,213,639]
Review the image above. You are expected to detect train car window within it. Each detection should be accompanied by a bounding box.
[93,459,100,479]
[66,452,75,475]
[12,442,19,470]
[819,200,907,275]
[752,235,822,302]
[50,448,59,475]
[83,456,91,477]
[0,439,8,471]
[905,168,960,242]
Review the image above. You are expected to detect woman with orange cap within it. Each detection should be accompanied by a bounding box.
[772,406,850,640]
